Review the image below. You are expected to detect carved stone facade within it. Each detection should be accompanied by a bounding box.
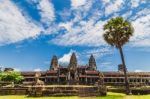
[68,53,78,84]
[21,53,150,86]
[50,55,58,70]
[89,54,97,70]
[22,53,101,85]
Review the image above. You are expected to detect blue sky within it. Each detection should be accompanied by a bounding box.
[0,0,150,72]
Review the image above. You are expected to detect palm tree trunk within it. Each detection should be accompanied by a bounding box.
[119,46,130,95]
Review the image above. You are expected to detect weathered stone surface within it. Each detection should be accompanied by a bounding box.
[50,55,59,70]
[27,85,107,97]
[89,54,97,70]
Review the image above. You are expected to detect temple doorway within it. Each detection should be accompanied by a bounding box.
[70,73,75,80]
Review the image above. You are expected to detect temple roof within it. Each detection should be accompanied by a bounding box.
[102,71,150,76]
[77,66,88,68]
[46,70,57,74]
[21,72,35,75]
[59,74,66,77]
[58,65,88,69]
[21,71,150,76]
[59,66,68,68]
[79,75,87,77]
[85,70,99,74]
[21,71,46,75]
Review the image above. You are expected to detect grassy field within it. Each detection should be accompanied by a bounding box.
[0,92,150,99]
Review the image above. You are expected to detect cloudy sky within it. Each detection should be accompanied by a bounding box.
[0,0,150,72]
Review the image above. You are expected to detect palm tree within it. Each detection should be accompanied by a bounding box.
[103,17,134,94]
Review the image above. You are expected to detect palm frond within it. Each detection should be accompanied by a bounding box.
[103,17,134,48]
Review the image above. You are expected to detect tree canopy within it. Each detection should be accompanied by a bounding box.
[0,71,24,83]
[103,17,134,48]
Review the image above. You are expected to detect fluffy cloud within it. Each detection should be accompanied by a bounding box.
[101,0,111,5]
[14,68,21,71]
[52,0,150,48]
[0,0,57,46]
[52,18,106,46]
[51,0,124,47]
[0,0,42,45]
[135,69,143,72]
[130,0,146,8]
[58,50,76,64]
[37,0,55,25]
[131,0,140,8]
[83,47,113,58]
[131,14,150,47]
[71,0,87,8]
[1,0,150,49]
[34,68,42,71]
[104,0,124,15]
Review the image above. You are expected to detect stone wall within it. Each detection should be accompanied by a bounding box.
[28,86,106,97]
[0,88,28,95]
[107,87,150,95]
[0,85,106,97]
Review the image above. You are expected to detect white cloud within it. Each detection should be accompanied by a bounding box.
[131,38,150,47]
[58,9,72,21]
[71,0,87,8]
[14,68,21,71]
[101,0,111,5]
[0,0,42,45]
[51,0,124,47]
[100,62,112,70]
[131,14,150,47]
[37,0,55,25]
[122,11,132,19]
[52,19,107,46]
[58,50,76,64]
[100,62,111,65]
[135,69,143,72]
[1,0,150,49]
[83,46,113,59]
[52,0,150,48]
[130,0,146,8]
[59,22,73,31]
[70,0,93,20]
[50,1,103,47]
[131,0,140,8]
[104,0,124,15]
[34,68,42,71]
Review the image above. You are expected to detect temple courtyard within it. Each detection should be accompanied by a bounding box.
[0,92,150,99]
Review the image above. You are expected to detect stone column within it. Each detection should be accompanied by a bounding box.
[85,77,87,85]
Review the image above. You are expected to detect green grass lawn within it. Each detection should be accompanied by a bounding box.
[0,92,150,99]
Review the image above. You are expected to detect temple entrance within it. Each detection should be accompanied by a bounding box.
[70,73,75,80]
[68,71,77,85]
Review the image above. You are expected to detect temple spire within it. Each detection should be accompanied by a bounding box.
[69,53,77,70]
[50,55,58,70]
[89,54,97,70]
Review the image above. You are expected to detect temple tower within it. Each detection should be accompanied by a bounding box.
[50,55,59,70]
[68,53,78,84]
[89,54,97,70]
[69,52,77,71]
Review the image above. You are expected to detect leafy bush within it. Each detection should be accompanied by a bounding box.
[0,71,24,83]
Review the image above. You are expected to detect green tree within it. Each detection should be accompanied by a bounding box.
[1,71,24,83]
[103,17,134,94]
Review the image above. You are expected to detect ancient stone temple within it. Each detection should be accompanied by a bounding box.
[68,53,78,84]
[88,54,97,70]
[22,53,101,85]
[19,53,108,96]
[21,53,150,86]
[50,55,59,70]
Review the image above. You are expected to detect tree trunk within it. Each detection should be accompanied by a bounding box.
[119,46,130,95]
